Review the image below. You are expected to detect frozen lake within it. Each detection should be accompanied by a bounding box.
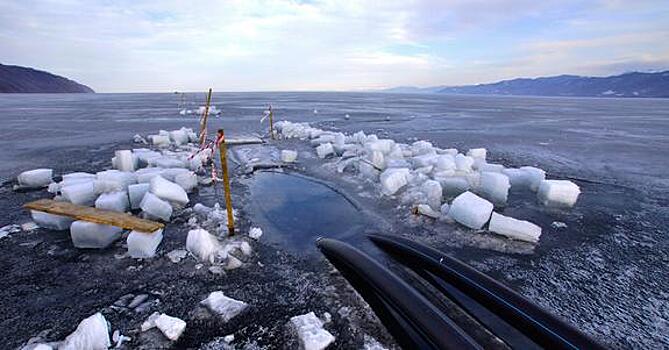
[0,92,668,348]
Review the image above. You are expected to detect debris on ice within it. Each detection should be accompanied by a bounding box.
[448,191,494,229]
[289,312,335,350]
[200,291,249,322]
[488,213,541,243]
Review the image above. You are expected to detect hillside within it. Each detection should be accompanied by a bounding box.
[0,63,94,93]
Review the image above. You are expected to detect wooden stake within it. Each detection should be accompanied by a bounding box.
[199,88,213,146]
[268,104,275,140]
[217,129,235,234]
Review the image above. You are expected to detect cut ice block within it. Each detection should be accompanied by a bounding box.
[365,139,395,155]
[31,210,74,230]
[127,229,163,258]
[17,168,53,188]
[316,143,334,159]
[128,183,150,210]
[434,155,456,170]
[448,191,494,229]
[135,167,163,183]
[478,172,510,205]
[438,177,470,197]
[114,150,135,172]
[70,221,123,249]
[537,180,581,207]
[96,170,136,191]
[169,129,189,146]
[150,176,189,205]
[520,166,546,191]
[174,172,198,193]
[155,314,186,341]
[455,154,474,172]
[186,228,221,263]
[159,168,190,182]
[281,150,298,163]
[412,154,437,168]
[95,191,129,212]
[60,313,110,350]
[149,135,171,146]
[489,213,541,243]
[421,180,442,209]
[379,168,409,195]
[290,312,335,350]
[466,148,487,160]
[140,192,172,221]
[200,291,248,322]
[61,181,97,206]
[479,163,505,173]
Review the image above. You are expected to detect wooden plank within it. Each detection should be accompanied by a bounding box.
[24,199,164,233]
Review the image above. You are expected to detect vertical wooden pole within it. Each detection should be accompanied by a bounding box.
[199,88,213,146]
[217,129,235,235]
[268,104,274,140]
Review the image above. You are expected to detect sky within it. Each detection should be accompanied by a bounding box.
[1,0,668,92]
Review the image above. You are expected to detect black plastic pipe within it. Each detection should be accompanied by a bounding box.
[316,238,482,350]
[368,234,606,350]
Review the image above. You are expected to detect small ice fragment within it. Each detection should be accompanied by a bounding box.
[31,211,74,231]
[140,312,161,332]
[150,176,189,205]
[59,313,110,350]
[537,180,580,207]
[448,191,494,229]
[21,221,39,231]
[249,227,263,240]
[551,221,568,229]
[200,291,249,322]
[95,191,129,213]
[489,213,542,243]
[128,183,150,210]
[133,134,148,144]
[166,249,188,263]
[17,169,53,188]
[316,143,334,159]
[139,193,172,221]
[224,334,235,343]
[420,180,442,209]
[379,168,410,195]
[186,228,221,263]
[127,229,163,258]
[281,150,298,163]
[290,312,335,350]
[417,204,440,219]
[155,314,186,341]
[70,221,123,249]
[440,203,450,217]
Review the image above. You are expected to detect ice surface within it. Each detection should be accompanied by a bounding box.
[488,212,542,243]
[59,313,110,350]
[128,183,150,210]
[155,314,186,341]
[95,191,129,212]
[174,172,198,193]
[478,172,510,205]
[150,176,189,205]
[281,150,298,163]
[290,312,335,350]
[70,221,123,249]
[127,229,163,258]
[139,192,172,221]
[114,150,135,172]
[249,227,263,240]
[31,211,74,231]
[448,191,494,229]
[186,228,221,263]
[520,166,546,191]
[379,168,409,195]
[200,291,249,322]
[17,168,53,188]
[61,181,97,205]
[537,180,581,207]
[316,143,334,159]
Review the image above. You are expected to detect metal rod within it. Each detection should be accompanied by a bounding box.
[199,88,213,146]
[217,128,235,234]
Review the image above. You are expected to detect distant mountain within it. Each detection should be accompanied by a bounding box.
[437,71,669,98]
[0,63,94,93]
[376,85,448,94]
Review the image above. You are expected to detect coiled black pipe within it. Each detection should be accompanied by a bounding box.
[368,234,606,350]
[316,238,482,350]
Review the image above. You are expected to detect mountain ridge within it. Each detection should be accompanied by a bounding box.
[0,63,94,93]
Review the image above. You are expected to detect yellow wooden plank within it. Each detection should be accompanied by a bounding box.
[24,199,164,233]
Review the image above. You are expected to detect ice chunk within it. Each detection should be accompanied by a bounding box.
[249,227,263,240]
[448,191,494,229]
[174,172,198,193]
[61,181,97,206]
[155,314,186,341]
[70,221,123,249]
[489,213,541,243]
[140,192,172,221]
[127,229,163,258]
[365,139,395,155]
[31,211,74,230]
[420,180,442,209]
[466,148,487,160]
[281,150,298,163]
[140,312,161,332]
[455,154,474,172]
[159,168,190,182]
[114,150,135,172]
[316,143,334,159]
[379,168,409,195]
[440,203,450,217]
[290,312,335,350]
[186,228,221,263]
[135,167,163,183]
[412,154,437,168]
[537,180,581,207]
[150,176,189,205]
[17,169,53,188]
[169,129,189,146]
[128,183,150,210]
[60,313,110,350]
[149,135,171,146]
[367,150,385,169]
[95,191,129,212]
[434,155,456,170]
[438,177,470,197]
[479,163,505,173]
[411,140,434,156]
[478,172,510,205]
[417,204,440,219]
[200,291,248,322]
[96,170,136,191]
[520,166,546,191]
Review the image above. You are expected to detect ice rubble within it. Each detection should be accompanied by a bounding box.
[290,312,335,350]
[275,121,578,242]
[200,291,248,322]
